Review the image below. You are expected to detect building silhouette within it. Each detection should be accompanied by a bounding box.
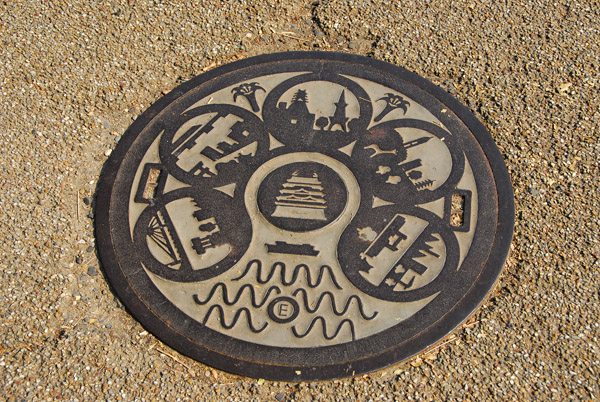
[277,88,354,133]
[272,172,327,221]
[328,90,349,132]
[277,89,315,132]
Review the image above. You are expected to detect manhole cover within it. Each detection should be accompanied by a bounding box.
[95,52,514,381]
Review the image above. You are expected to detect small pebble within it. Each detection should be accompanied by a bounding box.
[87,266,98,276]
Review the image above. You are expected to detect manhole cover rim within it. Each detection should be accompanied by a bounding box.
[95,51,515,381]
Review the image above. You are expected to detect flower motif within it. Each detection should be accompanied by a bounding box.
[232,82,266,112]
[374,93,410,122]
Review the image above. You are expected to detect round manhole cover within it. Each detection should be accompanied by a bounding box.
[96,52,514,381]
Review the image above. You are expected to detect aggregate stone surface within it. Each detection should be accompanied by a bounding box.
[0,1,598,400]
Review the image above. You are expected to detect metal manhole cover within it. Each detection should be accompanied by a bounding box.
[95,52,514,381]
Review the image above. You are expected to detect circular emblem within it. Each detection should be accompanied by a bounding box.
[267,297,300,324]
[257,160,348,232]
[95,52,514,381]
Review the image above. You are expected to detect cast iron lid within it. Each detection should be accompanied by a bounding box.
[95,52,514,381]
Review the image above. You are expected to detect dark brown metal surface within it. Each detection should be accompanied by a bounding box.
[95,52,514,381]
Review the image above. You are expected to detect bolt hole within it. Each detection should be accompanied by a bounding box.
[142,168,161,200]
[450,194,465,227]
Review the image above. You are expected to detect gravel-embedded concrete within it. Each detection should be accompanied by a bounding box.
[1,1,598,400]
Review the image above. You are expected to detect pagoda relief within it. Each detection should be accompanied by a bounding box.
[272,172,327,221]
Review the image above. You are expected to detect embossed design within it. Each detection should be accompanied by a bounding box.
[266,241,319,256]
[293,289,377,320]
[374,93,410,122]
[202,305,268,333]
[272,172,327,220]
[276,88,354,134]
[233,260,342,290]
[257,161,347,232]
[193,283,281,308]
[232,82,265,112]
[133,72,469,328]
[170,112,254,177]
[328,90,350,132]
[359,214,419,286]
[267,297,300,323]
[127,68,474,336]
[292,317,356,341]
[98,53,513,381]
[145,210,182,269]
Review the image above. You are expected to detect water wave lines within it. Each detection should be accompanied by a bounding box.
[193,283,281,308]
[202,305,267,333]
[292,289,378,320]
[292,316,356,341]
[233,259,342,289]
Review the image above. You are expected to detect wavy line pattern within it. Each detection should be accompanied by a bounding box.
[202,305,267,333]
[292,316,356,341]
[193,283,281,308]
[233,259,342,289]
[292,289,378,320]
